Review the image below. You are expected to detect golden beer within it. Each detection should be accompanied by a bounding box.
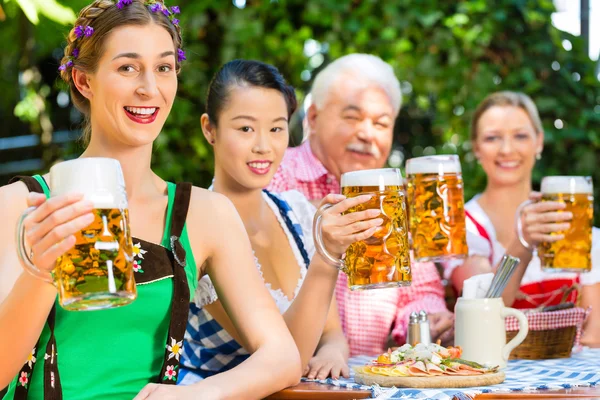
[314,168,411,290]
[538,176,593,272]
[406,155,468,262]
[55,208,136,310]
[17,158,137,310]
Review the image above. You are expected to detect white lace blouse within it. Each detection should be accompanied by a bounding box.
[454,195,600,286]
[193,190,316,313]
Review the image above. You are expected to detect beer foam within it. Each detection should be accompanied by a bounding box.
[541,176,593,194]
[341,168,403,188]
[50,158,128,209]
[405,155,461,175]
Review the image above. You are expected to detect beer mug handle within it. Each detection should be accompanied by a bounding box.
[313,203,346,272]
[515,200,533,250]
[501,307,529,362]
[16,207,54,284]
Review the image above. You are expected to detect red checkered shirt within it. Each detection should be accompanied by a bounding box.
[268,141,447,357]
[335,261,448,357]
[267,141,340,199]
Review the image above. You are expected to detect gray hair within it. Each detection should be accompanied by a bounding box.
[309,54,402,116]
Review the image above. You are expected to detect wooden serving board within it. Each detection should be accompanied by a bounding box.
[354,370,505,388]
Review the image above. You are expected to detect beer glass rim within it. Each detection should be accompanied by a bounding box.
[341,167,402,178]
[49,157,127,209]
[405,154,461,175]
[340,168,403,188]
[407,154,459,162]
[541,175,592,180]
[541,175,593,194]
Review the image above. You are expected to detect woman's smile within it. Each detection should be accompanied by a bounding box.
[247,160,273,175]
[124,106,160,124]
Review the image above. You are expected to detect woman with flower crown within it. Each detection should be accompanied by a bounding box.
[0,1,312,399]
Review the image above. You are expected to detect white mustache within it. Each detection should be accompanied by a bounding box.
[346,143,381,158]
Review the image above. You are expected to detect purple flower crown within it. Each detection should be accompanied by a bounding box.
[143,1,186,61]
[59,24,94,71]
[59,0,185,72]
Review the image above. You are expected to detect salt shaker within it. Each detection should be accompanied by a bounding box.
[418,310,432,345]
[407,310,432,346]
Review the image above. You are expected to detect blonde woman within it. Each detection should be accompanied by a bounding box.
[449,91,600,347]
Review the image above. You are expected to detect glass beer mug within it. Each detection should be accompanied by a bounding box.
[314,168,412,290]
[17,158,137,311]
[518,176,593,272]
[406,155,468,262]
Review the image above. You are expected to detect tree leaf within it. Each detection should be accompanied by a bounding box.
[15,0,39,24]
[418,11,443,28]
[33,0,75,25]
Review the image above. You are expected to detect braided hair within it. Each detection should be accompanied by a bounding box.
[59,0,183,144]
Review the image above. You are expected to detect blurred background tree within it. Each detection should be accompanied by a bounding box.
[1,0,599,220]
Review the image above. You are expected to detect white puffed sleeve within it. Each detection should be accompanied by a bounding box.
[192,274,219,308]
[580,227,600,285]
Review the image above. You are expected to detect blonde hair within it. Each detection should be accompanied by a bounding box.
[59,0,182,144]
[471,91,543,141]
[309,54,402,116]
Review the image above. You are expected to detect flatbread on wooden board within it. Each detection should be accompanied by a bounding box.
[354,369,505,388]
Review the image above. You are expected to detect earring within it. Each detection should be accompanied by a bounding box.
[536,153,542,160]
[210,139,215,144]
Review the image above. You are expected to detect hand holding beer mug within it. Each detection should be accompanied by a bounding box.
[16,158,137,310]
[516,176,593,272]
[406,155,468,262]
[314,168,412,290]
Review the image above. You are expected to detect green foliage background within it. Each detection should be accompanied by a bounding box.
[1,0,600,220]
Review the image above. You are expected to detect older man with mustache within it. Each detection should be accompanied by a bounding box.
[268,54,453,366]
[269,54,391,202]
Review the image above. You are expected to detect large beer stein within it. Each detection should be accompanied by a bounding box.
[406,155,468,262]
[518,176,593,272]
[314,168,412,290]
[17,158,137,311]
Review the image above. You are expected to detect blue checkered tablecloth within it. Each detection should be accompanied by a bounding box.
[303,348,600,399]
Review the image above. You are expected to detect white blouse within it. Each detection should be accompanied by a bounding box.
[193,190,316,314]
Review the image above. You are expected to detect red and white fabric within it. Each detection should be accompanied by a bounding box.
[266,140,340,200]
[444,195,600,309]
[269,141,449,357]
[505,307,591,347]
[335,261,448,357]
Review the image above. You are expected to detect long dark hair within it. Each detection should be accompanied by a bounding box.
[206,59,297,126]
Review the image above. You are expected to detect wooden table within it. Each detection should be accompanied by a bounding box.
[266,381,600,399]
[265,382,370,399]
